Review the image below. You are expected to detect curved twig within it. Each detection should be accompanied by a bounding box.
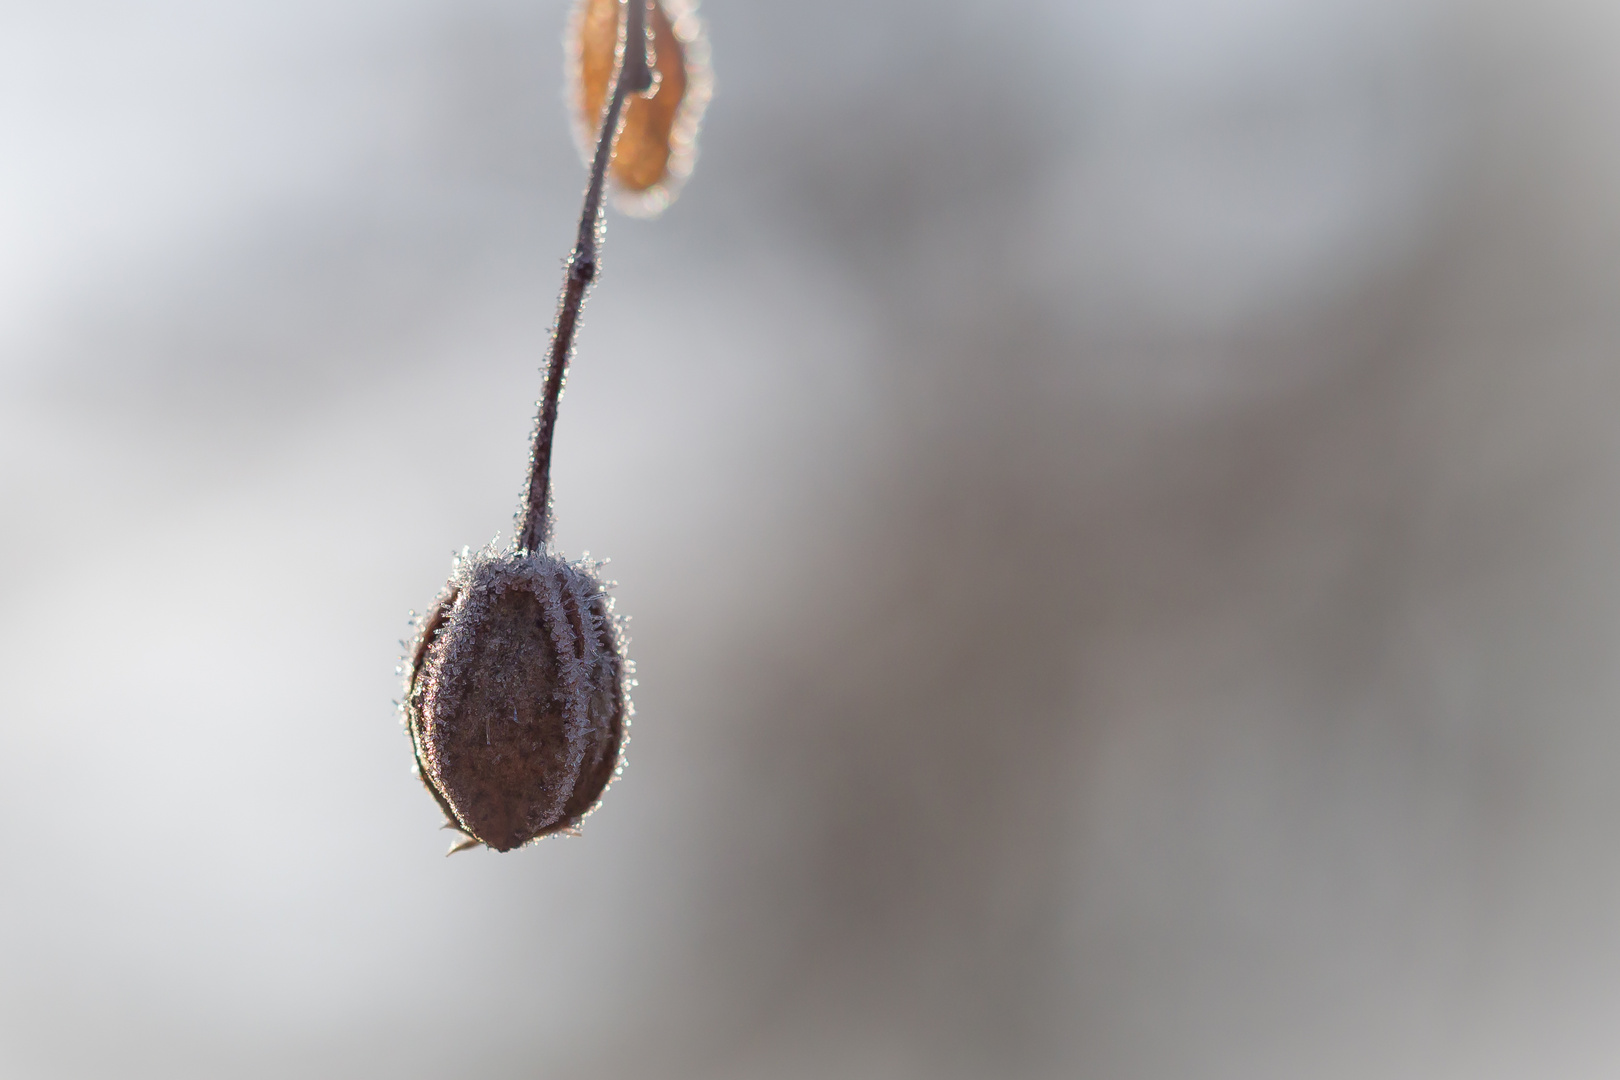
[519,0,653,554]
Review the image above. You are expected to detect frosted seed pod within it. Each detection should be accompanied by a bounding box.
[400,0,702,854]
[406,549,628,852]
[571,0,713,215]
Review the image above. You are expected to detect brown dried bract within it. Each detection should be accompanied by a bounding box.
[405,549,629,852]
[571,0,712,215]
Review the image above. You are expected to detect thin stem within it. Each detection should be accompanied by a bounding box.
[519,0,653,554]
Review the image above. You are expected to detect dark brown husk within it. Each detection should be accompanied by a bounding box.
[405,548,629,852]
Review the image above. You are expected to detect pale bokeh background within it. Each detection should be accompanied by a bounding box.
[4,0,1620,1076]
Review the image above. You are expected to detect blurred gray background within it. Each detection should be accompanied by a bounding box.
[4,0,1620,1076]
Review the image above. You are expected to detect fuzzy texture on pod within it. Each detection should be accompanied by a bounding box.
[405,548,630,852]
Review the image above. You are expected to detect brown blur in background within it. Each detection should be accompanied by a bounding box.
[4,0,1620,1076]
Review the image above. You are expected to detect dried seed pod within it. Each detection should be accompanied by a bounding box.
[405,548,629,852]
[570,0,713,215]
[400,0,701,854]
